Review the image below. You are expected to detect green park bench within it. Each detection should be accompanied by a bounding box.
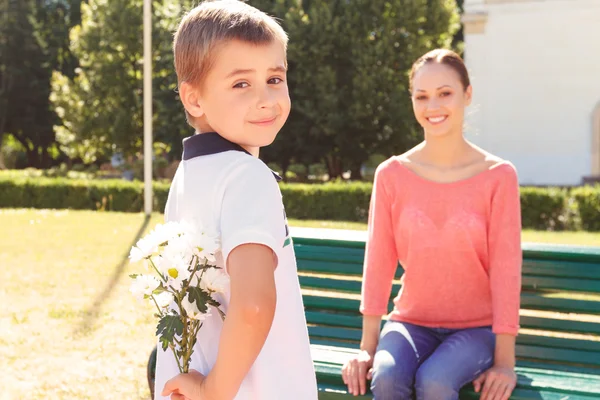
[148,228,600,399]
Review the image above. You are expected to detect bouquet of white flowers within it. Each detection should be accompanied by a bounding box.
[129,221,228,373]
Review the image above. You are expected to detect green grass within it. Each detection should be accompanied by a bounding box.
[0,209,597,399]
[0,209,160,399]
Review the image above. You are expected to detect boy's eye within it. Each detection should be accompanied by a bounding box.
[233,82,249,89]
[269,77,284,84]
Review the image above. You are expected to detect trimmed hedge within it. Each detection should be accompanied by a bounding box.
[572,185,600,231]
[1,176,599,231]
[280,181,372,222]
[0,176,170,212]
[519,187,570,230]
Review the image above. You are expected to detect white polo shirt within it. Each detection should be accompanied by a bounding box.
[154,132,317,400]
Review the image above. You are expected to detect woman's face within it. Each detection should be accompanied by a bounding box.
[411,63,472,138]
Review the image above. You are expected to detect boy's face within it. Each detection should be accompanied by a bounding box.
[182,39,290,153]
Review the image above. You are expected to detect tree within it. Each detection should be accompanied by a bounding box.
[51,0,193,163]
[280,0,460,179]
[249,0,460,180]
[0,0,83,168]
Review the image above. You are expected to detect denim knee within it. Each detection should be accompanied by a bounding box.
[414,366,460,400]
[370,360,414,400]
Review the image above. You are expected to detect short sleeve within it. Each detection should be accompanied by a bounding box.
[219,158,285,267]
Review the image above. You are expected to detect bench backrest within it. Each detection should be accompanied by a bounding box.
[292,229,600,374]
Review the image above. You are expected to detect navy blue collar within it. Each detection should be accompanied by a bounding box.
[182,132,282,181]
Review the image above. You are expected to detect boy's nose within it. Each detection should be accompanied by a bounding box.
[256,86,277,109]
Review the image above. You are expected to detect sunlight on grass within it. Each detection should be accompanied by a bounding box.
[0,209,161,399]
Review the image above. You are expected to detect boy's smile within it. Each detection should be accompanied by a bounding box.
[181,39,290,155]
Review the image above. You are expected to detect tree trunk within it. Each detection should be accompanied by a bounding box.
[281,160,290,182]
[40,146,50,168]
[0,133,5,169]
[325,155,343,180]
[26,148,38,168]
[350,163,363,180]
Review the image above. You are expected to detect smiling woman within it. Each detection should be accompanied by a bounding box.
[341,49,522,400]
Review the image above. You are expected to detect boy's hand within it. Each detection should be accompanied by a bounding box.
[161,369,206,400]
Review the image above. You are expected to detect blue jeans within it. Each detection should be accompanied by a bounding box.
[371,321,495,400]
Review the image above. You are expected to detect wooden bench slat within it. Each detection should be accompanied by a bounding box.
[303,295,362,312]
[521,244,600,264]
[523,259,600,280]
[516,343,600,367]
[520,292,600,315]
[295,244,366,260]
[303,292,600,318]
[297,259,363,275]
[516,334,600,354]
[306,311,361,329]
[519,315,600,335]
[299,276,402,295]
[522,276,600,293]
[300,276,365,293]
[309,326,361,343]
[306,307,600,336]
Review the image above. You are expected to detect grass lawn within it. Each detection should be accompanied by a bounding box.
[0,209,598,399]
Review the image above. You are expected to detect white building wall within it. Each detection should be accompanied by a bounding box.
[463,0,600,185]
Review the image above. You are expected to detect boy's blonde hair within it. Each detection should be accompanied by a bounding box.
[173,0,288,90]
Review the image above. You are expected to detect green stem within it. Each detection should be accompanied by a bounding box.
[148,258,167,283]
[168,343,184,374]
[150,295,164,317]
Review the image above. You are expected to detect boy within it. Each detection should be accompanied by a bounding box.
[154,1,317,399]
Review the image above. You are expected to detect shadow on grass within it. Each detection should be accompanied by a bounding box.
[74,215,151,337]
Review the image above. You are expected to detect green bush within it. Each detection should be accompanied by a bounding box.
[0,175,599,232]
[572,185,600,231]
[519,187,569,230]
[0,176,170,212]
[281,181,373,222]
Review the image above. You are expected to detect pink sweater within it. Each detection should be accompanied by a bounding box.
[360,158,522,335]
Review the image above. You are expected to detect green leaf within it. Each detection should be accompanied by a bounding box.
[207,297,221,309]
[156,313,184,345]
[152,286,167,295]
[187,287,210,314]
[159,336,170,352]
[129,273,140,279]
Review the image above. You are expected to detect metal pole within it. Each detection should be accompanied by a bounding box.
[143,0,153,215]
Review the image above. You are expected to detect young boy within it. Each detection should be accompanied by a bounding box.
[154,1,317,400]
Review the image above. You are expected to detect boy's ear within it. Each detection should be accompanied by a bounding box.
[179,82,204,118]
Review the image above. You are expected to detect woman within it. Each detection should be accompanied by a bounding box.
[342,49,522,400]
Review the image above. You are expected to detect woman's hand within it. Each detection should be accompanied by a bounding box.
[473,365,517,400]
[341,350,374,396]
[161,369,206,400]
